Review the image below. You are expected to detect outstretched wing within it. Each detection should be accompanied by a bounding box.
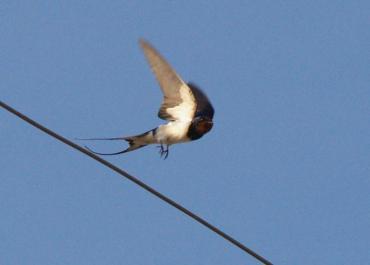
[140,39,196,122]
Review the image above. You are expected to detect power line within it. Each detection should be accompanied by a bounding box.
[1,100,273,265]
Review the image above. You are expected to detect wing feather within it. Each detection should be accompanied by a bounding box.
[139,39,196,121]
[187,83,214,119]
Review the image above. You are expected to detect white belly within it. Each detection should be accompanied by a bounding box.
[155,121,191,144]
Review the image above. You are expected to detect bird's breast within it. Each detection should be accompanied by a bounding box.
[155,122,191,144]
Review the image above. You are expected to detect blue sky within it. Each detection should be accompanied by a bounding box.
[1,1,369,264]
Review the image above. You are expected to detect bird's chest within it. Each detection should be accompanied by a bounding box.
[155,122,191,144]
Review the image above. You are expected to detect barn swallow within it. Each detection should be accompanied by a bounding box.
[81,39,214,159]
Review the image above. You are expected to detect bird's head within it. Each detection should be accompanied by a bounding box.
[194,117,213,135]
[190,116,213,138]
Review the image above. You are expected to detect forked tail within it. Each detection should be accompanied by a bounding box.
[76,129,155,156]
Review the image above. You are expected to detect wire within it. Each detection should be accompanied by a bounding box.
[1,100,273,265]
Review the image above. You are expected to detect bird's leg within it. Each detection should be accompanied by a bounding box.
[163,145,169,159]
[156,142,169,159]
[157,142,164,156]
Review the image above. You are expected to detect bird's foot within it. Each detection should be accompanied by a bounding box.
[157,144,169,159]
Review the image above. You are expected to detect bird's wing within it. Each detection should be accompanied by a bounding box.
[140,39,196,122]
[187,83,214,119]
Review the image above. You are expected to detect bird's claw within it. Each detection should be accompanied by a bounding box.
[157,144,169,159]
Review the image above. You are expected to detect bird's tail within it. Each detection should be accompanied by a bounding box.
[76,129,155,156]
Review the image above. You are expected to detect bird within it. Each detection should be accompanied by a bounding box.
[81,39,214,159]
